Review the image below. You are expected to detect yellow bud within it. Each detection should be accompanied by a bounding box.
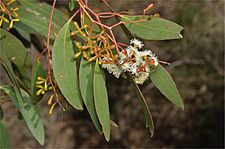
[83,24,88,28]
[3,17,9,24]
[0,18,3,27]
[36,89,43,96]
[82,33,86,37]
[44,81,48,91]
[37,76,45,81]
[9,21,13,29]
[13,18,20,22]
[75,42,81,48]
[41,90,45,95]
[36,80,45,85]
[87,56,97,63]
[48,86,53,90]
[82,52,88,58]
[48,95,54,105]
[49,103,56,115]
[36,85,44,89]
[74,52,81,59]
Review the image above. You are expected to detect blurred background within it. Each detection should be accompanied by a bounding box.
[1,0,224,148]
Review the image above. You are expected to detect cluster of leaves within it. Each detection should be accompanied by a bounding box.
[0,0,184,146]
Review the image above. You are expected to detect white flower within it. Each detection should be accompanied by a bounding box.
[134,72,150,84]
[130,63,138,76]
[101,63,122,78]
[130,38,144,49]
[145,65,150,72]
[121,63,131,72]
[149,55,159,67]
[139,50,152,57]
[134,50,152,66]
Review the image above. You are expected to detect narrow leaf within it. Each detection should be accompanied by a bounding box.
[121,15,183,40]
[52,21,83,110]
[0,28,32,68]
[0,49,21,94]
[110,120,119,128]
[0,85,45,145]
[16,1,68,39]
[79,58,102,133]
[0,105,3,120]
[17,28,31,42]
[0,120,10,148]
[93,61,110,141]
[127,73,154,137]
[69,0,76,11]
[31,60,47,104]
[150,65,184,109]
[12,65,31,91]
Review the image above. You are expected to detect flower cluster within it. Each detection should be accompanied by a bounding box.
[0,0,19,29]
[101,38,159,84]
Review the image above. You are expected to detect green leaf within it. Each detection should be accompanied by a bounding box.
[0,120,10,148]
[127,73,154,137]
[16,1,68,39]
[31,60,47,104]
[121,15,183,40]
[69,0,76,11]
[93,61,110,141]
[0,28,32,91]
[0,85,45,145]
[79,58,102,133]
[17,27,31,42]
[12,65,31,91]
[0,49,21,93]
[0,105,3,120]
[110,120,119,128]
[150,65,184,109]
[52,21,83,110]
[0,28,32,68]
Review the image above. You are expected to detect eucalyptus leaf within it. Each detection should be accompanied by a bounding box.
[0,28,32,68]
[52,21,83,110]
[93,61,110,141]
[121,15,183,40]
[0,85,45,145]
[69,0,76,11]
[0,120,10,148]
[127,73,154,137]
[31,60,47,104]
[16,1,68,39]
[17,27,31,42]
[150,65,184,109]
[79,58,102,133]
[0,49,22,94]
[0,105,3,120]
[12,65,31,91]
[0,29,31,91]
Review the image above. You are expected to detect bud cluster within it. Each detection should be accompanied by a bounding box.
[0,0,20,29]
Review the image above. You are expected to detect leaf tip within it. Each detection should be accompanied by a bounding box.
[38,137,45,146]
[75,106,83,111]
[150,129,154,137]
[179,34,183,38]
[180,104,184,110]
[105,133,110,142]
[146,125,154,137]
